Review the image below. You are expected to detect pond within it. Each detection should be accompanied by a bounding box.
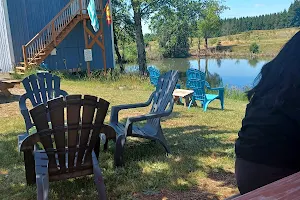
[125,58,271,89]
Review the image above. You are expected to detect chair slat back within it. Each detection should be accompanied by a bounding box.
[150,70,179,116]
[186,68,206,89]
[148,66,160,86]
[30,104,57,169]
[48,97,66,170]
[30,95,110,174]
[76,96,98,167]
[66,95,82,171]
[189,79,207,101]
[22,73,64,106]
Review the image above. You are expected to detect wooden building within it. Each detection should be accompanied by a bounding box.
[0,0,114,73]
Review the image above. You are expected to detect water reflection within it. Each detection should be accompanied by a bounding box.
[125,57,270,88]
[248,59,259,67]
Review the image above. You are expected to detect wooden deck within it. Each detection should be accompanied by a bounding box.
[233,172,300,200]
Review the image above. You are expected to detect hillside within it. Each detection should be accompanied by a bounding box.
[189,27,300,56]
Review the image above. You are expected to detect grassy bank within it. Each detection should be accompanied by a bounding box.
[143,27,300,61]
[0,76,248,200]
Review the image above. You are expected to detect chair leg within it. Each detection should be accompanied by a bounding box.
[203,101,209,112]
[220,98,224,110]
[114,135,126,167]
[94,138,100,159]
[24,149,36,185]
[36,173,49,200]
[35,152,49,200]
[155,128,171,154]
[188,98,195,109]
[92,152,107,200]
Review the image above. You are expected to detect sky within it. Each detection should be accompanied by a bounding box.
[142,0,295,34]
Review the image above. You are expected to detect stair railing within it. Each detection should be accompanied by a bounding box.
[22,0,82,67]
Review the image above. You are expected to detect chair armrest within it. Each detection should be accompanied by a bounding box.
[19,133,41,152]
[18,133,29,152]
[59,89,68,97]
[207,86,224,91]
[110,92,155,124]
[124,98,174,136]
[19,93,34,131]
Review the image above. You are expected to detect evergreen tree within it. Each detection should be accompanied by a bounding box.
[218,0,300,37]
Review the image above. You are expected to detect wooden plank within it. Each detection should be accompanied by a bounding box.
[233,172,300,200]
[30,104,57,169]
[66,95,82,170]
[87,98,110,161]
[0,80,20,97]
[48,97,66,171]
[83,19,91,76]
[76,95,97,167]
[99,15,107,72]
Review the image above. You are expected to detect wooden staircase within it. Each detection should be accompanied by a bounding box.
[21,0,103,70]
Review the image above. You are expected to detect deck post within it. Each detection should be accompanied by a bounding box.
[83,19,91,76]
[79,0,82,15]
[22,45,28,69]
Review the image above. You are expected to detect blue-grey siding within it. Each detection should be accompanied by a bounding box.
[6,0,114,70]
[0,0,13,72]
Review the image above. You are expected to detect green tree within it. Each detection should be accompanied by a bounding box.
[130,0,168,74]
[198,1,224,49]
[112,0,135,72]
[288,0,300,27]
[150,0,203,58]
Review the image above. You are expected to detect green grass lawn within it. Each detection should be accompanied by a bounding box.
[0,77,246,200]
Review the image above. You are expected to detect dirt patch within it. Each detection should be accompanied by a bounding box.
[0,87,25,118]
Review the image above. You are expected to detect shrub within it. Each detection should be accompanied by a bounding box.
[249,42,260,54]
[210,38,218,45]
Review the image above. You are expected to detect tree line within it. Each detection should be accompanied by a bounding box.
[112,0,300,74]
[220,0,300,36]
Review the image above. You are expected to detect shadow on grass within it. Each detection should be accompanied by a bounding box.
[0,124,237,199]
[0,94,20,104]
[207,166,237,189]
[111,124,237,199]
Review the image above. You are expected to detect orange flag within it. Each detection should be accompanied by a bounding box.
[105,0,112,25]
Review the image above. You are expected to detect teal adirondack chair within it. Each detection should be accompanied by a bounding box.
[188,79,224,111]
[186,68,224,111]
[148,66,160,86]
[148,66,181,89]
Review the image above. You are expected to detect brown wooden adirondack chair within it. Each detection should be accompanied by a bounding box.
[19,95,109,200]
[110,70,179,166]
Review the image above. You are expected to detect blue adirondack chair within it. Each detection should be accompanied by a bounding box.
[148,66,181,88]
[187,78,224,111]
[19,72,68,132]
[110,70,179,166]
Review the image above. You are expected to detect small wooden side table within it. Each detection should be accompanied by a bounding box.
[173,89,194,107]
[0,79,21,97]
